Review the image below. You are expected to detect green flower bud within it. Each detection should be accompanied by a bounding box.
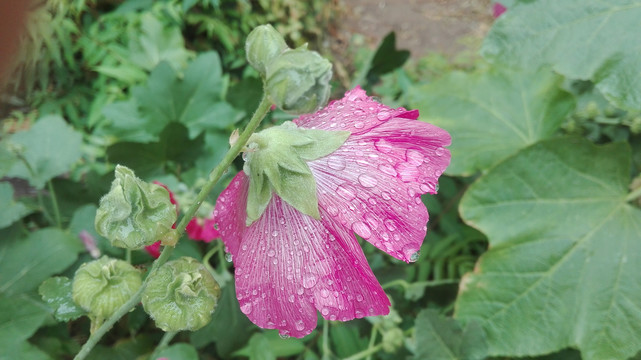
[72,256,142,320]
[243,121,350,225]
[245,24,288,76]
[95,165,177,249]
[265,46,332,115]
[381,327,404,353]
[142,257,221,332]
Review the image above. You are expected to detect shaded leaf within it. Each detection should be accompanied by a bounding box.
[0,294,49,351]
[152,343,198,360]
[38,277,85,321]
[0,182,31,229]
[409,66,574,175]
[0,228,82,295]
[482,0,641,110]
[414,309,487,360]
[456,137,641,360]
[6,116,83,188]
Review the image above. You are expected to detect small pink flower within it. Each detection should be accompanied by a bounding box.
[186,217,220,243]
[145,241,161,258]
[493,2,507,18]
[214,87,450,337]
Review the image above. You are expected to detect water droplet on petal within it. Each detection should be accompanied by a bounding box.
[374,139,393,153]
[435,148,446,156]
[302,273,318,289]
[288,294,295,303]
[354,121,365,129]
[330,314,337,321]
[321,289,330,298]
[410,251,420,262]
[384,219,397,231]
[321,308,330,316]
[336,184,356,200]
[267,248,276,257]
[378,164,397,176]
[406,149,424,165]
[377,111,391,121]
[356,294,364,302]
[297,287,304,295]
[240,302,252,314]
[352,221,372,239]
[381,192,391,200]
[225,253,233,262]
[358,174,377,188]
[295,320,305,331]
[326,204,339,216]
[327,156,347,171]
[364,213,379,230]
[279,332,290,339]
[271,230,278,237]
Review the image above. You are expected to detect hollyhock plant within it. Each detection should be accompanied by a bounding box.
[214,87,451,338]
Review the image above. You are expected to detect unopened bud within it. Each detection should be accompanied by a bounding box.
[245,24,288,76]
[265,47,332,115]
[72,256,142,320]
[95,165,177,249]
[142,257,221,331]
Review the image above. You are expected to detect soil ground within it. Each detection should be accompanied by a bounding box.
[331,0,494,58]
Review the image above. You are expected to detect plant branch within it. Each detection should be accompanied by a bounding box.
[74,94,272,360]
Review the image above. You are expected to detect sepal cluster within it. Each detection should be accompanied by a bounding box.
[95,165,177,249]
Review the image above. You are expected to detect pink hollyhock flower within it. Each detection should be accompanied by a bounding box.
[214,87,451,338]
[186,217,220,243]
[493,2,507,18]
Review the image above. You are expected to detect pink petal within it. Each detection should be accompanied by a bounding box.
[493,2,507,18]
[309,118,451,262]
[186,217,220,243]
[294,86,412,135]
[214,172,249,258]
[215,173,390,338]
[145,241,161,258]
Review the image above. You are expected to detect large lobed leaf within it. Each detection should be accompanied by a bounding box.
[482,0,641,111]
[408,67,574,176]
[456,137,641,360]
[413,309,487,360]
[6,116,83,189]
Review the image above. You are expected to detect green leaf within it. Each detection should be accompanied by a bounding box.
[456,137,641,360]
[0,341,53,360]
[330,324,368,358]
[408,66,574,176]
[38,277,85,321]
[482,0,641,110]
[413,309,487,360]
[6,115,83,188]
[128,13,193,71]
[102,52,243,143]
[0,142,16,178]
[0,182,31,229]
[0,228,82,295]
[234,331,306,359]
[0,294,49,351]
[152,343,198,360]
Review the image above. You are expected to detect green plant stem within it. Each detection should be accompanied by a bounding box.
[322,319,331,360]
[74,94,272,360]
[365,324,379,360]
[14,152,55,225]
[157,331,177,349]
[46,180,62,228]
[625,186,641,203]
[381,278,460,290]
[343,344,384,360]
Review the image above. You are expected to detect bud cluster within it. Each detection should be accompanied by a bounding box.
[245,24,332,115]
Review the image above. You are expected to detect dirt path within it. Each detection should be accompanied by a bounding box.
[332,0,494,58]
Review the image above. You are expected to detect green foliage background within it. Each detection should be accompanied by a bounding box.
[1,0,641,359]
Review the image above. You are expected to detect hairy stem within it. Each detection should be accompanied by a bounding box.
[74,94,272,360]
[46,180,62,228]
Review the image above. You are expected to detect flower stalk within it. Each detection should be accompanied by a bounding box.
[74,93,272,360]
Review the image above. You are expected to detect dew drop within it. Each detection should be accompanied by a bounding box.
[302,273,318,289]
[326,204,339,216]
[356,294,364,302]
[419,183,432,193]
[288,294,295,303]
[374,139,393,153]
[271,230,278,237]
[321,308,330,316]
[321,289,330,298]
[410,251,420,262]
[267,248,276,257]
[378,164,397,176]
[352,221,372,239]
[225,253,233,262]
[377,111,391,121]
[358,174,377,188]
[279,332,290,339]
[295,320,305,331]
[330,314,337,321]
[354,121,365,129]
[327,156,347,171]
[384,219,397,231]
[364,213,379,230]
[381,191,391,200]
[406,149,424,165]
[296,287,304,295]
[435,148,446,156]
[240,302,252,314]
[336,184,356,200]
